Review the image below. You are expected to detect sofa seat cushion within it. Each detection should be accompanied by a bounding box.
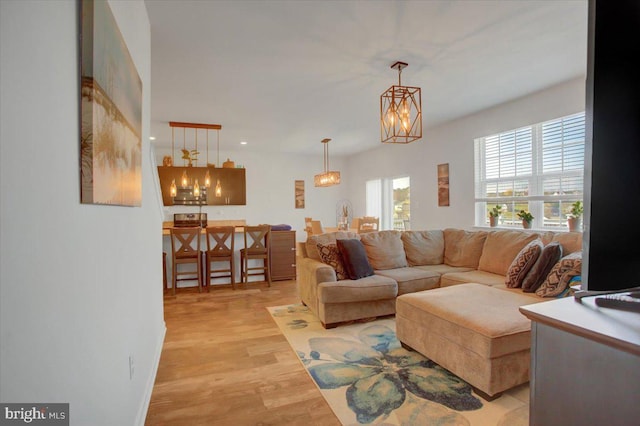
[374,267,440,295]
[414,264,475,275]
[440,270,505,287]
[396,283,536,358]
[318,275,397,304]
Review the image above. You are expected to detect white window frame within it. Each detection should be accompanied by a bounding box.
[474,112,585,230]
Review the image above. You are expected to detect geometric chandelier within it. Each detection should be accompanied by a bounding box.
[380,61,422,144]
[314,138,341,187]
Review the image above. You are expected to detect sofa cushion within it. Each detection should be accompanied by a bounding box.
[374,267,441,295]
[550,232,583,255]
[396,283,537,358]
[505,239,543,288]
[414,264,475,275]
[540,231,583,255]
[478,230,539,276]
[316,242,348,280]
[360,230,408,270]
[440,270,505,287]
[443,229,488,268]
[305,231,359,261]
[336,239,374,280]
[522,242,563,293]
[318,275,397,304]
[536,251,582,297]
[401,230,444,266]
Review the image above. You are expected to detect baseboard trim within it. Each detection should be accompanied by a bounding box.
[135,321,167,426]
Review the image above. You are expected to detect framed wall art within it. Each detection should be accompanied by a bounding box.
[295,180,305,209]
[80,0,142,206]
[437,163,450,207]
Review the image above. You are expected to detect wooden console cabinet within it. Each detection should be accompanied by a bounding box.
[269,230,296,281]
[520,297,640,426]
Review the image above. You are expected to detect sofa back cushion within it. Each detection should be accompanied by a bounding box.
[478,230,539,276]
[305,231,360,261]
[359,230,408,270]
[401,230,444,266]
[550,232,583,255]
[443,229,488,268]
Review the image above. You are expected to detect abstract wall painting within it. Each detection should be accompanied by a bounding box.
[295,180,305,209]
[80,0,142,206]
[438,163,450,207]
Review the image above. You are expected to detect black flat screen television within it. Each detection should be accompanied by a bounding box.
[582,0,640,292]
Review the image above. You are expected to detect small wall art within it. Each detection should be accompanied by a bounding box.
[295,180,305,209]
[438,163,450,207]
[80,0,142,206]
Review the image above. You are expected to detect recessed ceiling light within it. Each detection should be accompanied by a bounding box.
[149,136,156,140]
[240,141,248,145]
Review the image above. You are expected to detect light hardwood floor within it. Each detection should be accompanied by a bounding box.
[145,281,340,426]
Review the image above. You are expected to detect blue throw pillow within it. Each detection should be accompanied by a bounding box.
[336,239,374,280]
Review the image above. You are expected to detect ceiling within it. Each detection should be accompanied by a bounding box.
[145,0,587,158]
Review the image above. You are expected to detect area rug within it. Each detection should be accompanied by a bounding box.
[267,304,529,426]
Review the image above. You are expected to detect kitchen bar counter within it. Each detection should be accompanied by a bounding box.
[162,219,247,235]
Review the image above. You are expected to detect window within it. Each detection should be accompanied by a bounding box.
[366,176,410,230]
[474,112,585,229]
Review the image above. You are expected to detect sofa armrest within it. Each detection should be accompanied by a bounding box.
[297,257,337,315]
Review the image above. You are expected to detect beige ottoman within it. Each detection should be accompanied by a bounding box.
[396,283,542,399]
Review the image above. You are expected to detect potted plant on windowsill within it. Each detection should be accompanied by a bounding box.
[517,210,534,229]
[489,205,502,227]
[567,201,583,232]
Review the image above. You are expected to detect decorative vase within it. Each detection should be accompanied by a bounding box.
[522,220,532,229]
[567,216,582,232]
[223,158,235,168]
[489,216,498,227]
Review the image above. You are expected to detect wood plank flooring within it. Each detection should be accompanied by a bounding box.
[145,281,340,426]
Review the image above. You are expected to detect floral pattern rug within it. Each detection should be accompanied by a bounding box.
[267,304,529,426]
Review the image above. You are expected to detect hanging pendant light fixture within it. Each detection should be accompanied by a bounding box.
[380,61,422,144]
[314,138,340,187]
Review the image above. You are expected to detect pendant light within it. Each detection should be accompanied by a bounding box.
[380,61,422,143]
[314,138,340,187]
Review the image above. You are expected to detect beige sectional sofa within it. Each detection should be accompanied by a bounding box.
[298,228,582,328]
[297,227,583,399]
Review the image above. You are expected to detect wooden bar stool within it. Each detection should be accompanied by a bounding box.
[170,227,202,295]
[204,226,236,290]
[240,225,271,287]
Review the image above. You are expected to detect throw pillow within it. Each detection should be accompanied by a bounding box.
[359,230,407,270]
[505,239,543,288]
[536,252,582,297]
[305,231,360,261]
[522,242,563,293]
[316,242,348,280]
[336,238,374,280]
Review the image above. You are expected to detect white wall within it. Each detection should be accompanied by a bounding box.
[345,77,586,231]
[0,2,163,425]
